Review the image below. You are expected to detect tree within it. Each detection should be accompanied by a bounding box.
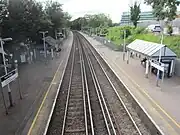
[1,0,70,43]
[130,2,141,27]
[45,1,64,33]
[0,0,8,36]
[144,0,180,21]
[70,13,113,30]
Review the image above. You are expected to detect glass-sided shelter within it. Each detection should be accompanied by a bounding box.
[127,39,177,78]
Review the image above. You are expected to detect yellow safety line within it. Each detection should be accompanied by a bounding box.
[103,52,180,129]
[27,60,63,135]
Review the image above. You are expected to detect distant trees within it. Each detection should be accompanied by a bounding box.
[130,2,141,27]
[0,0,71,44]
[71,13,113,30]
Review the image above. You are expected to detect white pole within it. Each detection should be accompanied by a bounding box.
[123,30,126,61]
[127,50,129,64]
[156,33,163,86]
[40,31,48,59]
[55,30,57,40]
[33,49,36,60]
[43,33,47,58]
[51,48,54,59]
[170,60,174,76]
[145,59,149,78]
[149,62,152,77]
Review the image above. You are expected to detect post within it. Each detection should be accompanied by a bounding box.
[169,60,174,76]
[162,70,164,84]
[15,60,22,99]
[156,33,163,86]
[30,51,33,63]
[0,82,8,114]
[127,51,129,64]
[123,30,126,61]
[55,30,57,40]
[149,61,152,77]
[43,33,46,58]
[145,59,149,78]
[33,49,36,60]
[0,39,13,107]
[51,48,54,59]
[39,31,48,59]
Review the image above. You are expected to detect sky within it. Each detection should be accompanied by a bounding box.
[38,0,152,23]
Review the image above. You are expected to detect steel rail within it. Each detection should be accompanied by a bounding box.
[60,38,76,135]
[79,35,118,135]
[82,34,143,135]
[84,43,117,135]
[61,35,87,135]
[77,35,95,135]
[77,36,89,135]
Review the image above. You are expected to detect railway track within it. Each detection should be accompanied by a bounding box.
[47,32,151,135]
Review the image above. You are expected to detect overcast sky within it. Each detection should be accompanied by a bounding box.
[38,0,152,23]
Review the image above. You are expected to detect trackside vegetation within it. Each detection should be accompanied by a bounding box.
[106,26,180,57]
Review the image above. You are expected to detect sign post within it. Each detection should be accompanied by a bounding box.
[123,30,126,61]
[0,80,8,115]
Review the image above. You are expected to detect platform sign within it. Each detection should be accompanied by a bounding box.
[150,60,164,72]
[1,69,18,88]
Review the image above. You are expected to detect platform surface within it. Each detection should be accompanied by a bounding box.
[81,32,180,135]
[0,32,73,135]
[26,32,73,135]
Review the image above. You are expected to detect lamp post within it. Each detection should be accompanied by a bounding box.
[39,31,48,58]
[156,32,164,86]
[0,37,13,107]
[55,30,57,40]
[123,30,126,61]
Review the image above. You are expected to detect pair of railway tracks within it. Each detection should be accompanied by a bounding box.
[47,32,150,135]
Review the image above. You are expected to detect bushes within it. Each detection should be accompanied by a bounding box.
[106,26,180,57]
[133,27,145,34]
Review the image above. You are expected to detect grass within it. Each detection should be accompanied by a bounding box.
[106,26,180,57]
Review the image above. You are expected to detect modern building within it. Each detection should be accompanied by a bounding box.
[120,11,156,26]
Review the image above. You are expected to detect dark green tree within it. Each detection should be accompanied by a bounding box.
[144,0,180,21]
[45,1,64,36]
[130,2,141,27]
[1,0,70,43]
[0,0,8,36]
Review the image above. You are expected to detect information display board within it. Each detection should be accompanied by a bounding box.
[1,69,18,88]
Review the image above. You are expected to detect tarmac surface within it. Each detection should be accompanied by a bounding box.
[0,33,73,135]
[81,32,180,135]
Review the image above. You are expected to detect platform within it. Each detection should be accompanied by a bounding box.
[81,32,180,135]
[26,32,73,135]
[0,32,73,135]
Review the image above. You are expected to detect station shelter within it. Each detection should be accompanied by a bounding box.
[126,39,177,79]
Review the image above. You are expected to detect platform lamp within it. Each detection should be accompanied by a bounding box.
[39,31,48,58]
[156,31,164,86]
[123,30,126,61]
[0,37,13,107]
